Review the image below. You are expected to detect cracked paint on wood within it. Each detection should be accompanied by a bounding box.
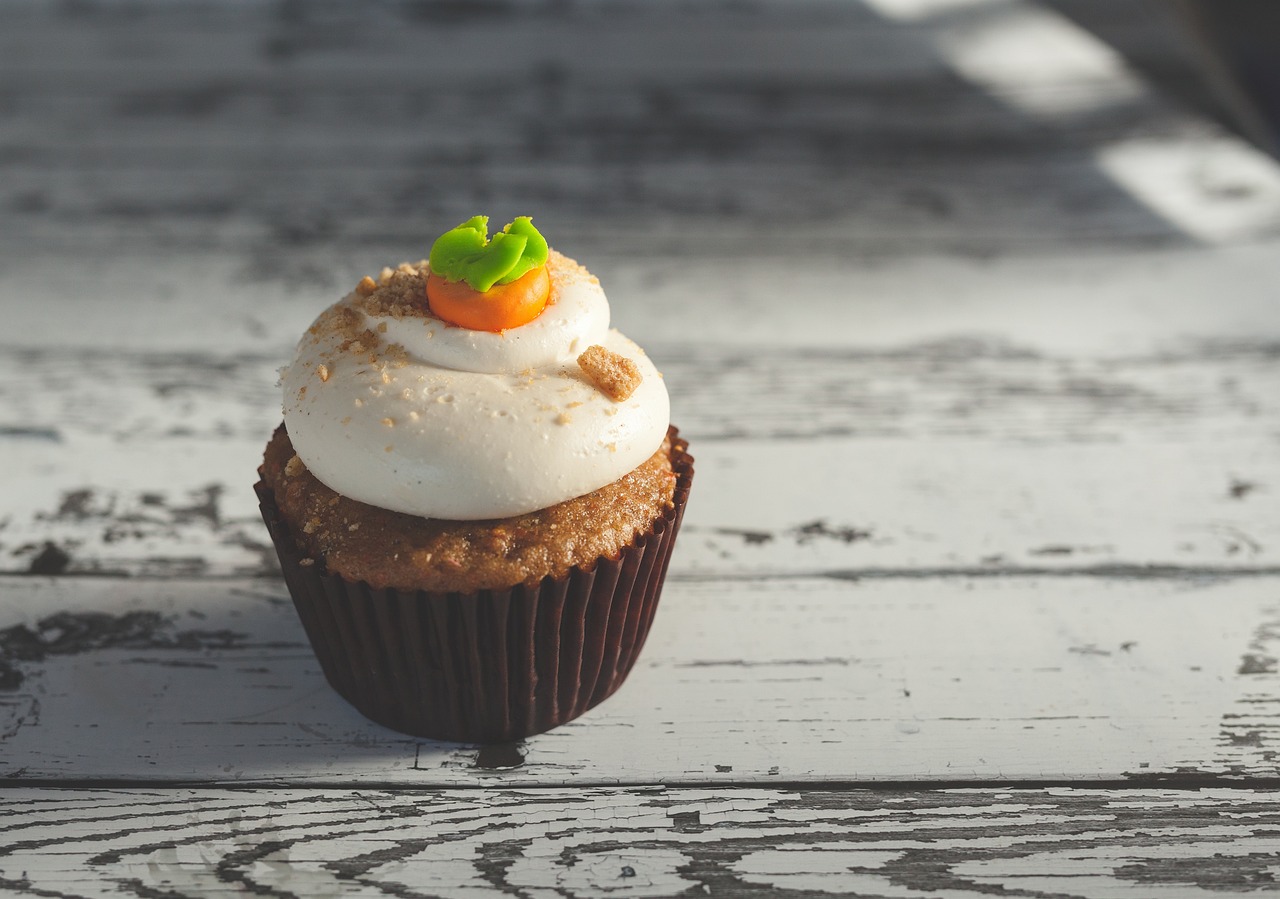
[3,788,1280,897]
[1,575,1278,784]
[1,335,1276,577]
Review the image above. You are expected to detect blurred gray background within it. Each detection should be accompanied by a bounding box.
[3,0,1276,272]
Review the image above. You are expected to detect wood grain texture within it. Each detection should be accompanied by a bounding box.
[3,787,1280,897]
[3,331,1276,578]
[4,242,1280,357]
[2,0,1279,265]
[4,430,1277,578]
[1,574,1278,785]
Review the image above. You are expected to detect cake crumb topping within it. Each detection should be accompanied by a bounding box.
[356,276,377,296]
[284,454,305,478]
[309,305,363,340]
[383,343,410,367]
[339,328,381,355]
[360,268,428,320]
[577,345,643,401]
[548,250,599,287]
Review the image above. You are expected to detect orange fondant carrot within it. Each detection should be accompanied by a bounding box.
[427,264,551,332]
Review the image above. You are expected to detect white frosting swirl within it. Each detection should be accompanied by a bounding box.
[281,256,671,520]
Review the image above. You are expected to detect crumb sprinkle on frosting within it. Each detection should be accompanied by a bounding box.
[577,344,643,401]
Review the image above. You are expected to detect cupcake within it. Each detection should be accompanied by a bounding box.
[256,216,693,742]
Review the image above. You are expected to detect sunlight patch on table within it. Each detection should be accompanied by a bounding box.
[862,0,1146,117]
[1097,136,1280,243]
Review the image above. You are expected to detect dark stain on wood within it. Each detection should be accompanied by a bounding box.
[26,543,70,576]
[1216,609,1280,772]
[0,426,60,442]
[6,478,277,577]
[707,527,775,545]
[1226,730,1265,747]
[1230,478,1261,500]
[124,658,218,670]
[1116,852,1279,892]
[0,611,247,692]
[473,742,526,770]
[789,520,874,546]
[1030,545,1077,556]
[807,564,1280,583]
[1238,653,1276,675]
[669,810,703,830]
[677,657,856,669]
[171,485,223,529]
[48,489,97,522]
[1068,645,1112,657]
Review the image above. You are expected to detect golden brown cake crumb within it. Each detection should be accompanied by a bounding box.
[308,305,363,341]
[383,343,409,367]
[548,250,599,286]
[578,345,643,401]
[358,269,427,320]
[356,276,378,296]
[260,426,677,593]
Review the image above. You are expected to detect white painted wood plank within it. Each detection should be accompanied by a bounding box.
[5,241,1280,355]
[4,324,1276,577]
[3,429,1277,579]
[20,334,1280,445]
[3,787,1280,897]
[0,575,1276,784]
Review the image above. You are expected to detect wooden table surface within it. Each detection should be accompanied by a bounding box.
[4,1,1280,895]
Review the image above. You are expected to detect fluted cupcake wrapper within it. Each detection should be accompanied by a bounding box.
[255,432,692,743]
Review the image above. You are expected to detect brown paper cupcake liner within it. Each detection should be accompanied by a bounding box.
[255,430,693,743]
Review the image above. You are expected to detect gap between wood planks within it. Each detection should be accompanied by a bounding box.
[9,565,1280,582]
[8,785,1280,898]
[9,776,1280,793]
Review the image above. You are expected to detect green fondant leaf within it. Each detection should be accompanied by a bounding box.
[428,215,549,292]
[496,217,549,285]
